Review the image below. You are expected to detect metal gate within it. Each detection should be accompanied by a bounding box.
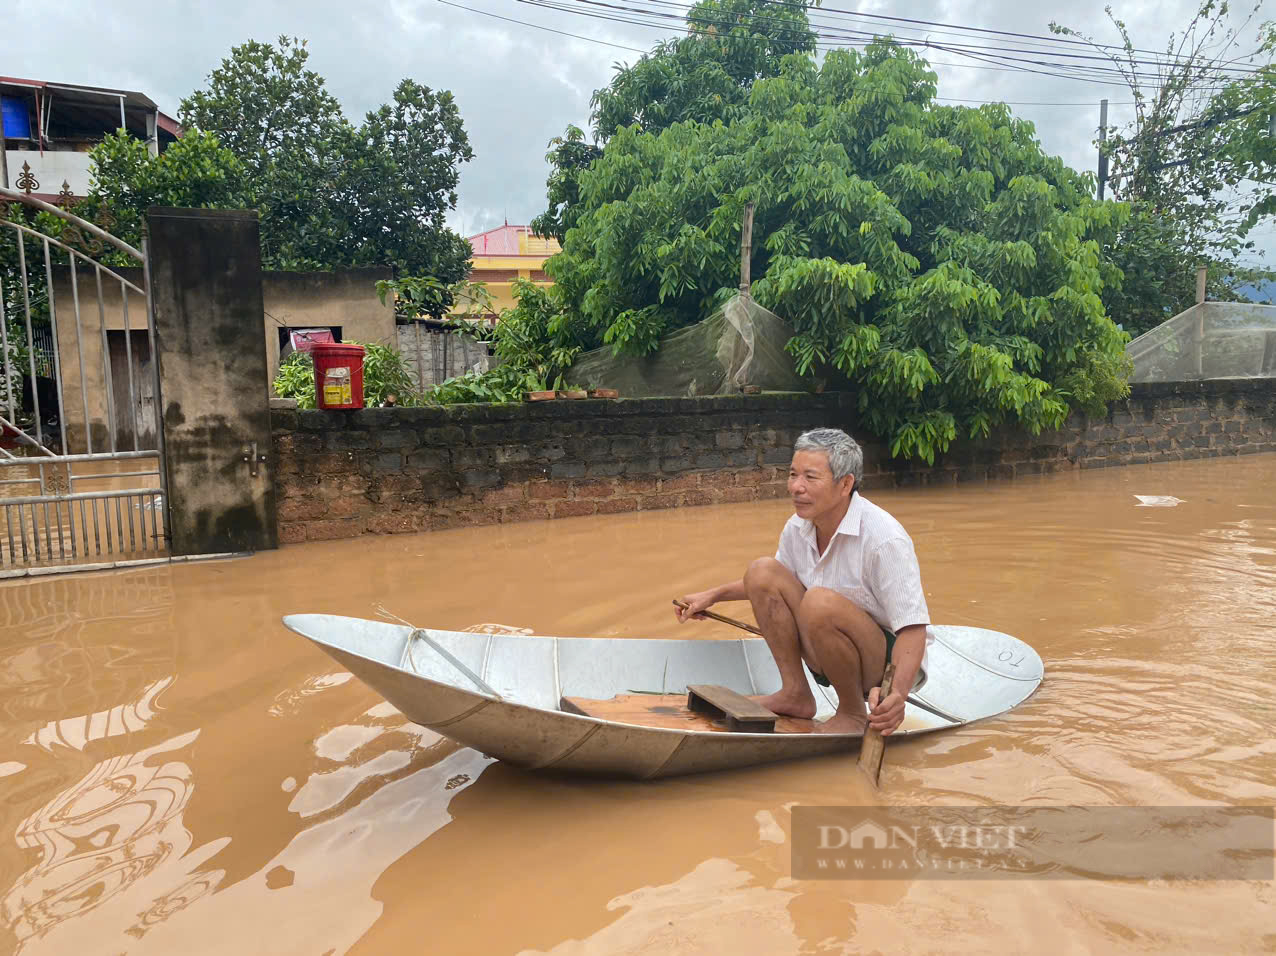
[0,182,167,572]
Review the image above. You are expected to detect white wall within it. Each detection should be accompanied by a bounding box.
[4,149,92,194]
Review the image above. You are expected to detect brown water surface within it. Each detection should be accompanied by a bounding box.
[2,455,1275,954]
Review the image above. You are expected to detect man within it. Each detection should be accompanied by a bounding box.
[675,428,930,735]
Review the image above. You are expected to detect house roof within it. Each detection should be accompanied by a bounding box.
[466,224,534,256]
[1,76,181,139]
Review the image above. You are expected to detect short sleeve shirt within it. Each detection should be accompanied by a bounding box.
[774,494,931,636]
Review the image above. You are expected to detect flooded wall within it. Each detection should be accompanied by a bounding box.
[271,378,1276,543]
[271,392,844,543]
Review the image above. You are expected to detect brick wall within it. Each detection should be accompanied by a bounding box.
[270,380,1276,544]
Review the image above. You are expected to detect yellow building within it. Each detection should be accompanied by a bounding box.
[452,224,561,318]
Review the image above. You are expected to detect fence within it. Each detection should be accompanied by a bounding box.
[397,320,492,390]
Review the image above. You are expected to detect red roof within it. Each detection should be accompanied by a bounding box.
[466,225,535,256]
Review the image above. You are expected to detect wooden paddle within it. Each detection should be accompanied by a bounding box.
[671,600,762,635]
[858,662,895,788]
[672,598,897,785]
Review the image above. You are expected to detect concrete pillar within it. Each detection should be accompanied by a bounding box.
[146,207,278,555]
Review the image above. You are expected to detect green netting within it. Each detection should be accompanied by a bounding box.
[1127,302,1276,383]
[567,294,808,397]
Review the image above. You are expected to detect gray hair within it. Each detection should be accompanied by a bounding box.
[793,428,863,483]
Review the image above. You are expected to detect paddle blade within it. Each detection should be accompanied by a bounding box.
[858,730,886,787]
[857,663,895,787]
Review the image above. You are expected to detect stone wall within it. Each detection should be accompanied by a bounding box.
[270,393,840,543]
[270,378,1276,544]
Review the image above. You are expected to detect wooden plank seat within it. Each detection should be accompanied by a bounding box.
[561,689,818,734]
[686,684,777,733]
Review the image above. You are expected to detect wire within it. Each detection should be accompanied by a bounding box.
[569,0,1269,75]
[518,0,1267,88]
[650,0,1271,69]
[442,0,1259,106]
[438,0,648,51]
[519,0,1139,87]
[442,0,1108,103]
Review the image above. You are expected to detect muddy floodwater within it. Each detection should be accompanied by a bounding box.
[2,455,1275,954]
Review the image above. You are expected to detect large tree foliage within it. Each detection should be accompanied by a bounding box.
[87,36,474,280]
[533,0,815,241]
[540,41,1131,463]
[76,130,247,247]
[1054,2,1276,335]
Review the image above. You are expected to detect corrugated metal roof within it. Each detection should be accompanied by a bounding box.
[0,75,180,135]
[466,225,528,256]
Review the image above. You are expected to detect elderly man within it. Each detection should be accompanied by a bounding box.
[675,428,930,735]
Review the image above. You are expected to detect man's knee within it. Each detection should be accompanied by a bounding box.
[797,587,845,631]
[744,557,787,595]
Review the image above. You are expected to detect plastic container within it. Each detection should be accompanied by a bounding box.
[312,343,365,410]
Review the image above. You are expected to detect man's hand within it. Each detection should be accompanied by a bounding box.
[674,589,718,624]
[867,688,906,736]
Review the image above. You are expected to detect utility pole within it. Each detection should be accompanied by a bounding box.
[739,201,755,297]
[1097,99,1109,201]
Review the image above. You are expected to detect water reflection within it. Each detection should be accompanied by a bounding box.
[108,717,492,956]
[0,567,177,728]
[3,659,491,954]
[24,678,173,753]
[2,731,225,952]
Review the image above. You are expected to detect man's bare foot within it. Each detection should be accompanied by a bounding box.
[815,711,868,735]
[754,689,817,720]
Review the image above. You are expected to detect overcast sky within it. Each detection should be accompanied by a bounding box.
[5,0,1272,263]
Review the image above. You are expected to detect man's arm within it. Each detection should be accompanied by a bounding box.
[865,535,931,735]
[674,580,745,623]
[867,623,925,735]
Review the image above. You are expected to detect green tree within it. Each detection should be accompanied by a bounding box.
[1053,2,1276,335]
[541,42,1131,463]
[534,0,815,241]
[531,126,601,243]
[333,79,475,278]
[87,36,474,280]
[78,129,247,248]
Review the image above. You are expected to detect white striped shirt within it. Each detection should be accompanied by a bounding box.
[774,494,931,643]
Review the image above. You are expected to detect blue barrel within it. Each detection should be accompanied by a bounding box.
[2,96,32,140]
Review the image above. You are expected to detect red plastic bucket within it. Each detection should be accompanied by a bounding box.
[312,343,365,410]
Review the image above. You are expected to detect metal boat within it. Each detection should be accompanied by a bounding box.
[283,614,1044,779]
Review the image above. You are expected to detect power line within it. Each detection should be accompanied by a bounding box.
[438,0,647,51]
[734,0,1266,68]
[523,0,1270,80]
[630,0,1270,75]
[443,0,1140,104]
[514,1,1233,93]
[442,0,1254,109]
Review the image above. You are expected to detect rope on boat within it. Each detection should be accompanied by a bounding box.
[376,604,504,700]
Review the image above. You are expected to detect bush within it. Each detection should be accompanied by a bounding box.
[272,341,422,408]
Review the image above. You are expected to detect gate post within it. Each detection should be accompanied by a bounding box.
[145,207,278,555]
